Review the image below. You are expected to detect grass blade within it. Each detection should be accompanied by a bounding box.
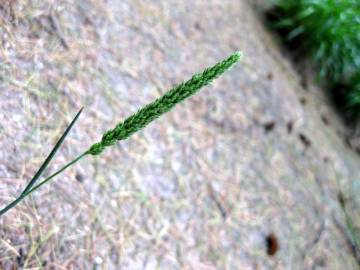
[20,107,83,196]
[0,108,84,217]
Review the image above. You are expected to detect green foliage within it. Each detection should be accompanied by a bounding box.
[271,0,360,117]
[0,52,242,217]
[347,74,360,118]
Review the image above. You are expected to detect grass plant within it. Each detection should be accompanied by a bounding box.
[269,0,360,118]
[0,51,242,217]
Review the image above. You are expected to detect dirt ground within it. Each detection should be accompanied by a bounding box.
[0,0,359,269]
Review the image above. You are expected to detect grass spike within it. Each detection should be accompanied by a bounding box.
[0,51,242,217]
[87,51,242,155]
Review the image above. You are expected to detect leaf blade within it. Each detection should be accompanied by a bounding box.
[20,107,83,195]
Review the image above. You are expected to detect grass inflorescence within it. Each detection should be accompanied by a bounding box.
[87,52,241,155]
[0,51,242,217]
[268,0,360,119]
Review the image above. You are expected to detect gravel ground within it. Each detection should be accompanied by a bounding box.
[0,0,359,269]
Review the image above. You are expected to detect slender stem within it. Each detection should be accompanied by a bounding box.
[0,194,27,217]
[24,152,88,196]
[0,152,88,217]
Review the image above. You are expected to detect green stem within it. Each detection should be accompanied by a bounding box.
[0,152,88,217]
[0,194,27,217]
[24,152,88,196]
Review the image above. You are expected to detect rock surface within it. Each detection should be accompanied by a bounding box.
[0,0,359,269]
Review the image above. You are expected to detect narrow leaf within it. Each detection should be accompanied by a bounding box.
[20,107,83,195]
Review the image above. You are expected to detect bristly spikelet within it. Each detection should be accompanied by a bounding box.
[87,51,242,155]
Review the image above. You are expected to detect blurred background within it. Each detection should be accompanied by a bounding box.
[0,0,359,269]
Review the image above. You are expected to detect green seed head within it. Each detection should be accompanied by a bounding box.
[87,51,242,155]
